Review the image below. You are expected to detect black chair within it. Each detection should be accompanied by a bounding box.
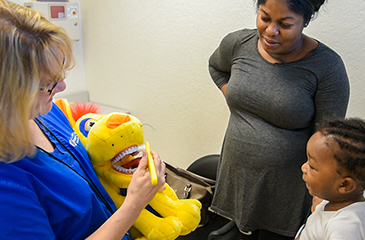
[177,154,242,240]
[207,220,241,240]
[186,154,220,181]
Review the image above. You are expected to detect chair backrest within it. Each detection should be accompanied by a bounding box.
[178,154,242,240]
[186,154,220,181]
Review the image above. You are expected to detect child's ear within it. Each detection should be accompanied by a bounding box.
[338,177,357,194]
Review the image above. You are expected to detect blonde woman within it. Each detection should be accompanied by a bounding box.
[0,1,166,239]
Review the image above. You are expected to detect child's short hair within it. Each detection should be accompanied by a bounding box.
[317,118,365,186]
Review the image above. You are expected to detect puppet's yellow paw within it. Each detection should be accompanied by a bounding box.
[147,216,182,240]
[175,199,202,235]
[184,198,202,209]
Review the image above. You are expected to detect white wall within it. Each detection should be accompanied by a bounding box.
[78,0,365,168]
[11,0,365,168]
[9,0,86,95]
[79,0,254,167]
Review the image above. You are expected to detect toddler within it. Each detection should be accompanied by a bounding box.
[296,118,365,240]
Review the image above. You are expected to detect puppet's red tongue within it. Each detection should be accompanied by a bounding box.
[122,158,141,168]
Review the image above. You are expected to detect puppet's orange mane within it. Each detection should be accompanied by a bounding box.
[71,102,100,121]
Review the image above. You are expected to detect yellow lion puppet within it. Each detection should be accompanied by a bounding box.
[55,100,201,240]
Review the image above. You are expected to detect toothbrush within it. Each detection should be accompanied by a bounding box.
[138,141,158,185]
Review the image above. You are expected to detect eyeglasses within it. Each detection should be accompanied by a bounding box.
[39,81,59,95]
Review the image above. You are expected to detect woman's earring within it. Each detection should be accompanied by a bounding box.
[304,22,308,27]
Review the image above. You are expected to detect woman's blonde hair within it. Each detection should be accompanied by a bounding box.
[0,0,75,163]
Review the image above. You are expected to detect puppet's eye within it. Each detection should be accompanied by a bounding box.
[85,120,97,131]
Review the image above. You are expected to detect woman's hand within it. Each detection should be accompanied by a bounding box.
[86,150,166,240]
[126,150,166,208]
[221,84,227,97]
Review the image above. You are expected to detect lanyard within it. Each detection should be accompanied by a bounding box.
[34,118,115,215]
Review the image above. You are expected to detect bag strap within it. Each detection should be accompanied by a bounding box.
[165,162,215,187]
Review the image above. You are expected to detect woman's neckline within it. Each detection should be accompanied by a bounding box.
[30,119,55,153]
[256,35,319,64]
[266,48,317,64]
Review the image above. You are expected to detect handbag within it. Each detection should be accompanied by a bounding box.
[165,162,215,227]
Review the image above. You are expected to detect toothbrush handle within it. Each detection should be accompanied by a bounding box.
[145,141,158,185]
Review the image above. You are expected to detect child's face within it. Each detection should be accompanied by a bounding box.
[301,132,342,200]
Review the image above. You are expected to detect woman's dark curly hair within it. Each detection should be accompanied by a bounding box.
[317,118,365,185]
[256,0,326,24]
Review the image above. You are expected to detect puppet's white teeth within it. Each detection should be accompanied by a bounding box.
[113,165,137,174]
[111,145,139,164]
[112,155,122,164]
[134,151,143,158]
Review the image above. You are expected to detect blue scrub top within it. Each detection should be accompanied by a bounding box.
[0,104,130,240]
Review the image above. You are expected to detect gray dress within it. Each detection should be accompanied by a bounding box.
[209,29,349,237]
